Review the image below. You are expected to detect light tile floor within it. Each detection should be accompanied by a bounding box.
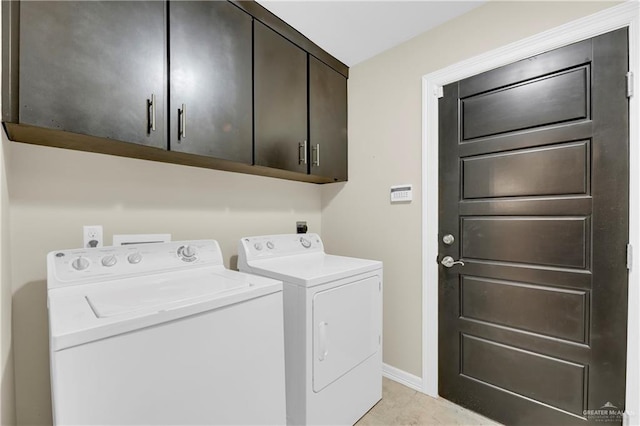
[356,378,502,426]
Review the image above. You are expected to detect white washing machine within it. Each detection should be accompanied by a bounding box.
[238,233,382,425]
[47,240,286,425]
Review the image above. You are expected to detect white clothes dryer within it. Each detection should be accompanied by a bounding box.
[238,233,382,425]
[47,240,286,425]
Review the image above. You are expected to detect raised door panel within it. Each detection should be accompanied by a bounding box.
[309,56,347,181]
[254,20,307,173]
[461,334,587,416]
[169,1,252,163]
[461,67,589,140]
[19,1,166,149]
[462,141,589,199]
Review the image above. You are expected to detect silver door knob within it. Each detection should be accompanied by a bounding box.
[441,256,465,268]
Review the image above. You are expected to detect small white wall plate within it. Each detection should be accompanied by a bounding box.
[390,185,413,203]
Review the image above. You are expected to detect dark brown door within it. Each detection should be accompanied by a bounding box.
[19,1,166,148]
[254,20,308,173]
[169,1,252,163]
[438,29,629,425]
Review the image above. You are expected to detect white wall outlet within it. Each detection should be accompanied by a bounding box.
[83,225,103,248]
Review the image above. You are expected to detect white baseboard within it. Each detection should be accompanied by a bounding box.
[382,363,423,392]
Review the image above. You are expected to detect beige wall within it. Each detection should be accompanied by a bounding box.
[321,0,621,378]
[1,132,15,426]
[9,142,322,425]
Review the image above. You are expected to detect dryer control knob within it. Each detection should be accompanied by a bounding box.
[177,245,197,262]
[254,242,263,251]
[127,252,143,264]
[72,256,90,271]
[266,241,275,250]
[101,255,117,267]
[300,237,312,249]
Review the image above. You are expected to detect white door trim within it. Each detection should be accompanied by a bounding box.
[421,2,640,423]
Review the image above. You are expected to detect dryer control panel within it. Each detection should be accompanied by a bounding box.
[239,233,324,262]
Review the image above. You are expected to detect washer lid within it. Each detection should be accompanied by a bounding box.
[86,270,250,318]
[246,253,382,287]
[48,267,282,351]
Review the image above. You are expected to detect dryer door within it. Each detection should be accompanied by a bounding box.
[312,275,380,392]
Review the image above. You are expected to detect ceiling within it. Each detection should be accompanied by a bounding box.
[255,1,486,67]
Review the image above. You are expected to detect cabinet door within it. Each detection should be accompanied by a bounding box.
[19,1,166,149]
[169,2,252,163]
[254,21,308,173]
[309,56,348,182]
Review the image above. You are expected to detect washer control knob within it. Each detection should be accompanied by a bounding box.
[177,245,197,262]
[127,252,143,264]
[254,242,263,251]
[101,255,117,267]
[72,256,90,271]
[183,245,196,258]
[266,241,275,250]
[300,237,312,249]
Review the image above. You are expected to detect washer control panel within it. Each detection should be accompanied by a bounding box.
[239,233,324,261]
[48,240,222,288]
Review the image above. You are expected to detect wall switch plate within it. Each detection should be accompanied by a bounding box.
[83,225,103,248]
[390,184,413,203]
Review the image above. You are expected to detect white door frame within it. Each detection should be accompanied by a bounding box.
[421,2,640,423]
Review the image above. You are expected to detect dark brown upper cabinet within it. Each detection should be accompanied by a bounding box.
[14,1,166,149]
[3,1,349,184]
[309,56,348,182]
[253,20,308,174]
[169,1,253,164]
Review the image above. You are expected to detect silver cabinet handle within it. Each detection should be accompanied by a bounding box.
[147,94,156,133]
[312,144,320,167]
[179,103,186,140]
[299,140,307,165]
[441,256,465,268]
